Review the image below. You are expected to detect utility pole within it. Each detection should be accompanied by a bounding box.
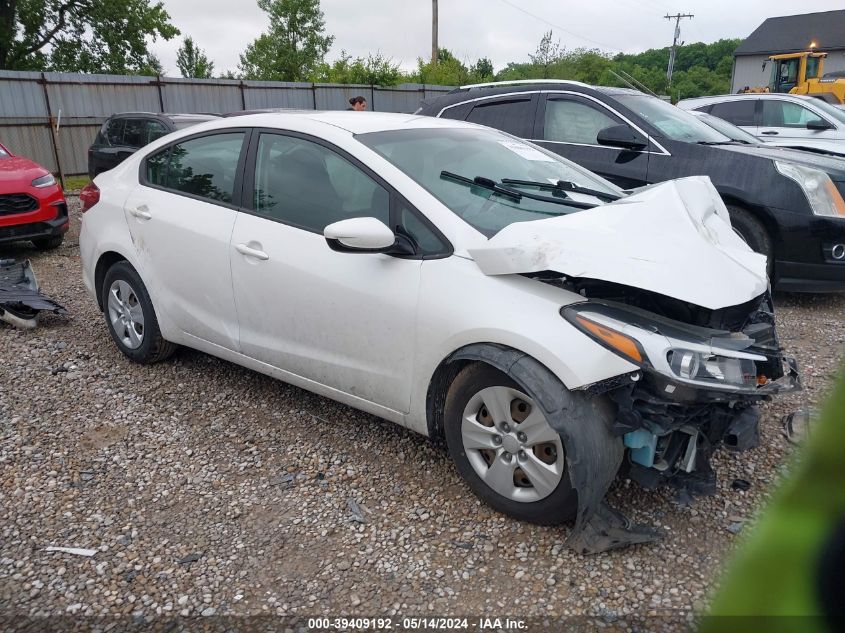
[665,13,693,88]
[432,0,439,65]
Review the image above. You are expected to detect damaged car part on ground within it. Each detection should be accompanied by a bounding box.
[79,112,799,554]
[0,258,68,328]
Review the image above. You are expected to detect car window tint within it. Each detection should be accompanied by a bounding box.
[162,132,244,203]
[145,148,169,186]
[253,133,389,233]
[466,98,534,137]
[397,203,446,254]
[544,99,620,144]
[146,120,169,144]
[106,119,124,145]
[123,119,146,147]
[762,101,821,128]
[709,100,756,127]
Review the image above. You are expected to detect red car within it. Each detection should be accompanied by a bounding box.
[0,142,68,250]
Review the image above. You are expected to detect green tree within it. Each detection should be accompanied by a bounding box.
[528,30,564,78]
[176,36,214,78]
[470,57,494,81]
[134,53,164,76]
[238,0,333,81]
[311,50,400,85]
[0,0,179,72]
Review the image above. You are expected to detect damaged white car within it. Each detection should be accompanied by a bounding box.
[79,113,800,553]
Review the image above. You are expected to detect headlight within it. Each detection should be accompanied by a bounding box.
[563,305,767,392]
[667,349,757,389]
[31,173,56,188]
[775,161,845,218]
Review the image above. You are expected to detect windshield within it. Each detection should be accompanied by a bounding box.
[615,94,731,144]
[356,127,622,237]
[808,98,845,126]
[692,112,759,144]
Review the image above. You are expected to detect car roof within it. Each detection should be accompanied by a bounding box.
[210,110,486,135]
[681,93,821,104]
[109,112,220,121]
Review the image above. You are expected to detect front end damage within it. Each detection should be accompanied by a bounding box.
[551,278,800,552]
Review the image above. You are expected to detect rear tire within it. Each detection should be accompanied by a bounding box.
[726,204,774,278]
[101,261,176,364]
[33,235,64,250]
[443,363,576,525]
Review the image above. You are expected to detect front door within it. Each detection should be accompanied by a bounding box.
[230,131,421,412]
[534,94,650,189]
[759,99,840,145]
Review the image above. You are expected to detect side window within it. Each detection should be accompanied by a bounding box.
[396,202,447,255]
[543,98,621,144]
[466,98,535,137]
[146,120,170,144]
[709,100,756,127]
[105,119,124,145]
[122,119,146,148]
[145,148,169,186]
[762,101,822,128]
[253,133,389,233]
[159,132,244,203]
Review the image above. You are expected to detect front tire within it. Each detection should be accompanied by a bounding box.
[443,363,576,524]
[101,261,176,364]
[33,235,64,250]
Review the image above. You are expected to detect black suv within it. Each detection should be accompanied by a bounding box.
[418,81,845,292]
[88,112,219,178]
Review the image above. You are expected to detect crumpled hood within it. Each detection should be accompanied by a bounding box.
[467,176,768,310]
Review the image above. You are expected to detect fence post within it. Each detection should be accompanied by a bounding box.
[311,83,317,110]
[39,72,65,188]
[239,80,246,110]
[155,75,164,112]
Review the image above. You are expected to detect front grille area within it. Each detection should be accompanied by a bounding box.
[0,193,39,216]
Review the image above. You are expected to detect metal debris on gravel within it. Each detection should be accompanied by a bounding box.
[1,197,843,622]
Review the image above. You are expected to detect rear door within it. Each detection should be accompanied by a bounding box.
[707,99,760,137]
[534,93,650,189]
[123,130,247,350]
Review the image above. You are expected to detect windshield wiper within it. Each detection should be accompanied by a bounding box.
[440,171,522,201]
[440,171,597,210]
[696,140,738,146]
[501,178,622,202]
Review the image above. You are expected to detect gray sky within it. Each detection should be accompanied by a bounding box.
[150,0,845,76]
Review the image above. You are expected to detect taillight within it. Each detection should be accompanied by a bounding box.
[80,182,100,212]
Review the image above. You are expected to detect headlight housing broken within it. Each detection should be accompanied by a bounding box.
[562,303,768,393]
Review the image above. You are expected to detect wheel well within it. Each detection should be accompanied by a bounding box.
[94,251,127,310]
[425,343,547,443]
[718,195,780,253]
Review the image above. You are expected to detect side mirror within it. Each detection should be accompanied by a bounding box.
[806,118,833,131]
[324,217,396,252]
[596,124,648,150]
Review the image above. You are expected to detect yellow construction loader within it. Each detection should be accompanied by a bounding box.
[739,51,845,104]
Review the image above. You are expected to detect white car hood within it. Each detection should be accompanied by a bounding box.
[467,176,768,310]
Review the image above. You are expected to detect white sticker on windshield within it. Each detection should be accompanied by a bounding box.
[497,140,556,162]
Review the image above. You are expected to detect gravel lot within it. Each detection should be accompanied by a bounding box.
[1,197,844,626]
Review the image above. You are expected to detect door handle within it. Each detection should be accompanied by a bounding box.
[235,243,269,261]
[129,206,151,220]
[760,130,779,135]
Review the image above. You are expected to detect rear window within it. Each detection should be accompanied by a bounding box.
[466,98,536,137]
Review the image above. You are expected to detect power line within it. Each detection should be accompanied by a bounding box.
[495,0,623,53]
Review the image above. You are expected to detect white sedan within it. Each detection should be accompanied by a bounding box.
[79,112,798,550]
